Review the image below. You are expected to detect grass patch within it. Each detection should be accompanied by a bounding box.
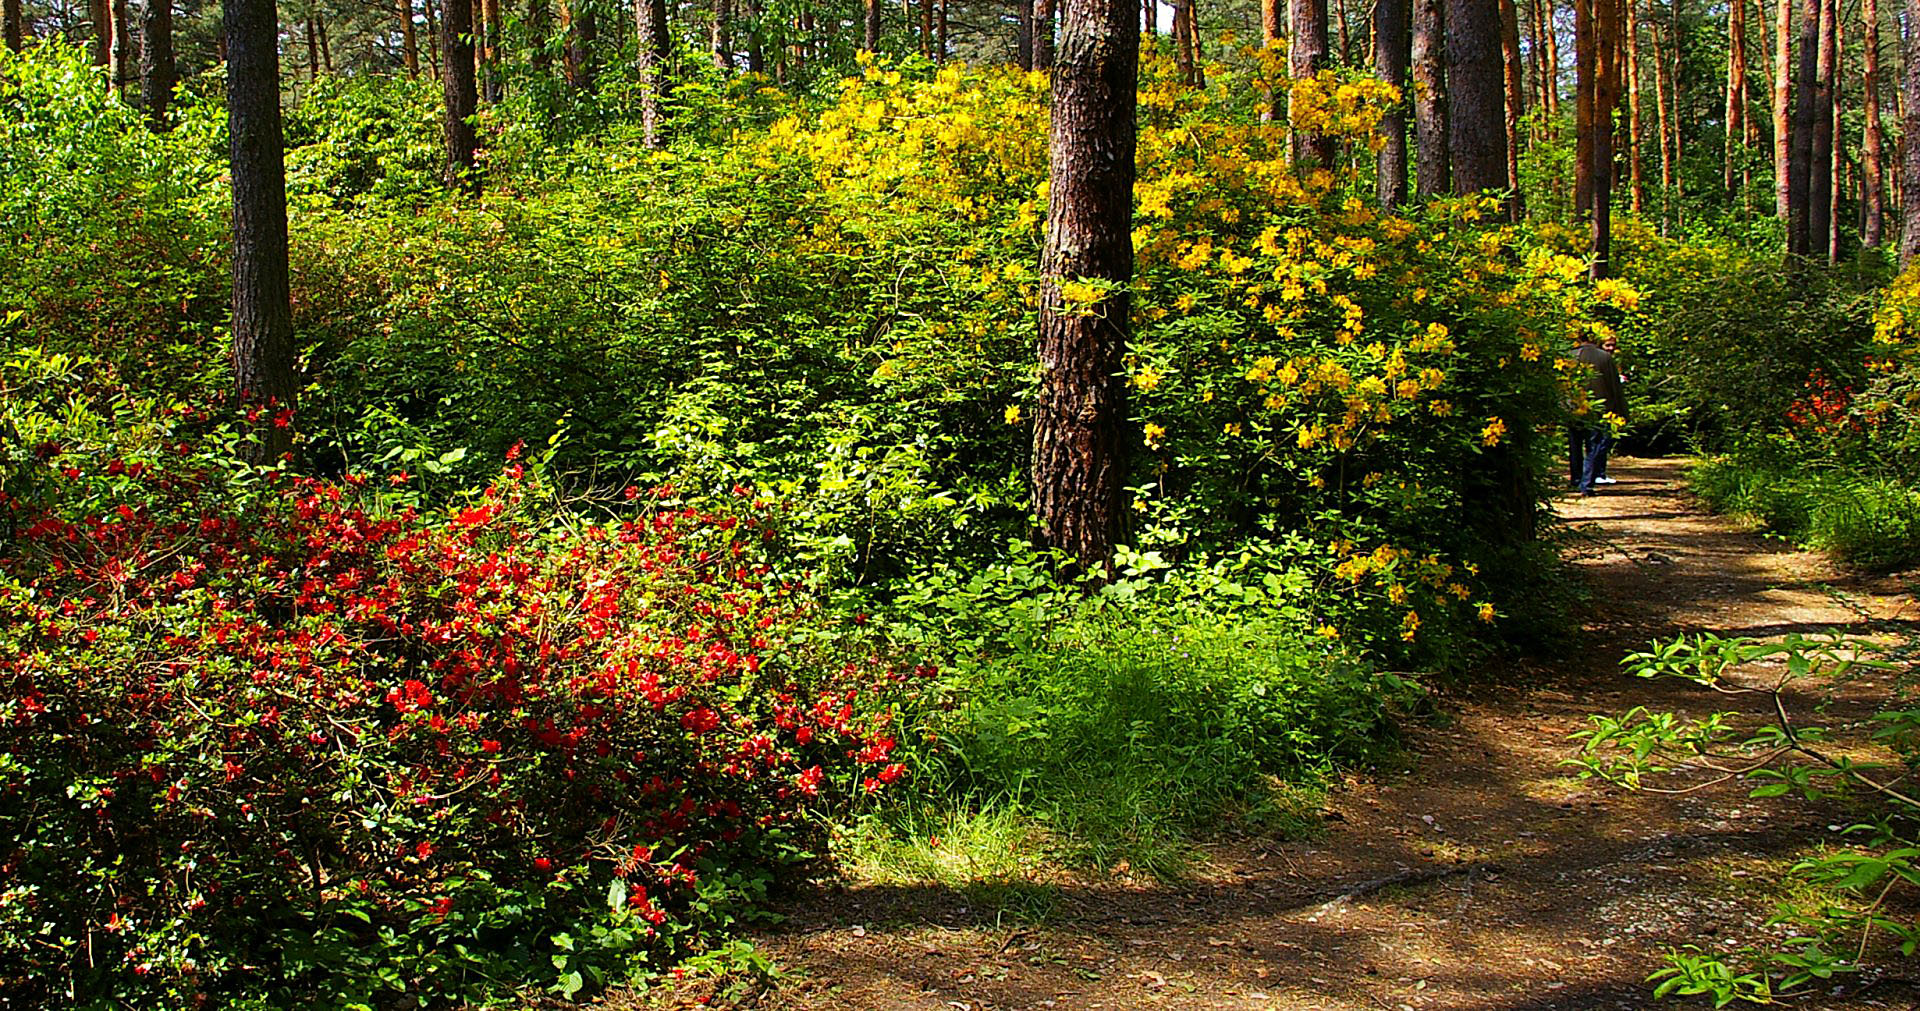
[1690,453,1920,570]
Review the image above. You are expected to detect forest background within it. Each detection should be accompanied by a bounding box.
[8,0,1920,1004]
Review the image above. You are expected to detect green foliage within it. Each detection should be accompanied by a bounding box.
[1689,447,1920,570]
[1573,631,1919,1002]
[283,74,444,208]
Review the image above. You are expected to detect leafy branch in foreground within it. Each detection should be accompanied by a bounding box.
[1568,631,1919,1005]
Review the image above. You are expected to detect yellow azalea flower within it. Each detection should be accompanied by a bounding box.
[1143,422,1167,448]
[1480,416,1507,446]
[1004,404,1022,424]
[1477,602,1497,623]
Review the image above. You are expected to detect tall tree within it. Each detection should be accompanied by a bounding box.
[1802,0,1833,253]
[1291,0,1334,165]
[1019,0,1035,68]
[1035,0,1055,68]
[525,0,549,74]
[441,0,479,194]
[402,0,421,77]
[864,0,879,49]
[561,0,596,90]
[90,0,110,65]
[1862,0,1886,246]
[225,0,297,463]
[1412,0,1448,195]
[1374,0,1411,205]
[1775,0,1792,218]
[637,0,669,147]
[141,0,176,129]
[1574,0,1594,211]
[1033,0,1137,578]
[1441,0,1505,197]
[1262,0,1282,121]
[111,0,131,89]
[3,0,20,52]
[1174,0,1196,84]
[1626,0,1644,211]
[1726,0,1749,190]
[1497,0,1525,212]
[1900,0,1920,264]
[713,0,734,69]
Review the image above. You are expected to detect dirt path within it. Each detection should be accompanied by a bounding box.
[733,458,1920,1010]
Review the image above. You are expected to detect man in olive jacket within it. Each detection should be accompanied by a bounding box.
[1573,334,1628,494]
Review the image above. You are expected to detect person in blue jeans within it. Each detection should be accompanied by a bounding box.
[1572,334,1628,495]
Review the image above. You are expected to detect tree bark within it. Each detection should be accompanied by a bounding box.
[526,0,549,74]
[1412,0,1448,196]
[1590,0,1618,276]
[1034,0,1137,580]
[142,0,176,129]
[1802,0,1833,255]
[111,0,131,90]
[402,0,421,77]
[1374,0,1411,206]
[1019,0,1035,68]
[1726,0,1748,190]
[865,0,880,49]
[1900,0,1920,264]
[1775,0,1793,218]
[1574,0,1594,212]
[1185,0,1205,85]
[1035,0,1055,68]
[1498,0,1526,212]
[1788,0,1818,251]
[1543,0,1560,115]
[713,0,734,69]
[1174,0,1196,83]
[1263,0,1282,121]
[225,0,297,464]
[1627,0,1644,211]
[306,12,320,81]
[1862,0,1886,246]
[1447,0,1507,195]
[479,0,499,100]
[3,0,21,53]
[919,0,932,56]
[441,0,480,194]
[90,0,110,65]
[1292,0,1335,164]
[1821,0,1838,260]
[637,0,669,147]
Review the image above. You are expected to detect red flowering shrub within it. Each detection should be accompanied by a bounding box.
[0,399,921,1007]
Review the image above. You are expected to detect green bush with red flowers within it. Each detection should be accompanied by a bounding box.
[0,352,922,1008]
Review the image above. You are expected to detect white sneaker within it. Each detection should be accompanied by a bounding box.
[1594,476,1618,485]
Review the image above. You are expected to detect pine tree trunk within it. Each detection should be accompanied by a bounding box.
[111,0,131,90]
[1020,0,1035,68]
[939,0,949,61]
[1498,0,1525,212]
[1591,0,1618,276]
[318,12,332,71]
[1802,0,1833,254]
[1627,0,1644,211]
[1186,0,1205,85]
[1727,0,1748,190]
[1035,0,1055,68]
[1862,0,1886,246]
[525,0,548,74]
[637,0,668,147]
[1412,0,1448,196]
[225,0,297,464]
[1819,0,1838,259]
[1899,0,1920,264]
[1263,0,1282,121]
[91,0,110,65]
[3,0,21,53]
[1033,0,1137,580]
[1375,0,1411,206]
[1292,0,1334,163]
[1337,0,1350,63]
[306,13,320,81]
[1575,0,1594,213]
[402,0,421,77]
[1543,0,1560,116]
[142,0,176,129]
[864,0,879,49]
[1788,0,1820,253]
[1174,0,1196,83]
[441,0,480,194]
[1775,0,1793,218]
[1447,0,1508,194]
[713,0,734,69]
[919,0,931,56]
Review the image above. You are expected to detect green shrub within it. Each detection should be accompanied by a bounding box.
[1689,448,1920,571]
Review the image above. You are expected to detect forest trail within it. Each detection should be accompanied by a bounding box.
[732,458,1920,1010]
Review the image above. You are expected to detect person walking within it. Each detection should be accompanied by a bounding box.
[1573,333,1628,494]
[1594,336,1627,485]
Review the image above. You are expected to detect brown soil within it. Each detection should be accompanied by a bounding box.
[673,458,1920,1009]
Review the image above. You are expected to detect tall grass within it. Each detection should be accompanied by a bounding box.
[1690,454,1920,570]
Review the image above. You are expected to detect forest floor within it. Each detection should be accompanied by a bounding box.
[661,457,1920,1009]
